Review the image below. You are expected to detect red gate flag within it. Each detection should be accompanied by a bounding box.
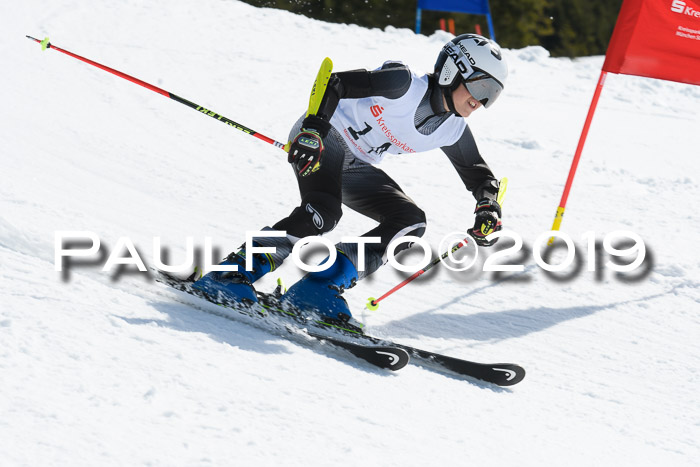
[548,0,700,243]
[603,0,700,85]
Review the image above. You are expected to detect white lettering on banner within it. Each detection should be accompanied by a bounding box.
[671,0,700,17]
[677,30,700,39]
[676,25,700,39]
[679,25,700,34]
[672,0,685,14]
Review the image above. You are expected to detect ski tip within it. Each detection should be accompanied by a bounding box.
[491,364,526,386]
[375,347,410,371]
[366,297,379,311]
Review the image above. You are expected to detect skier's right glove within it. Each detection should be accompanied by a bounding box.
[287,115,332,177]
[468,198,502,247]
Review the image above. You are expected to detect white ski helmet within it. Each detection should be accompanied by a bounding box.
[434,34,508,111]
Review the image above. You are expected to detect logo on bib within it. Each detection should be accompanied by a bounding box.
[370,105,384,117]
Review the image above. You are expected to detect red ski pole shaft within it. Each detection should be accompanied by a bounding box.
[367,238,469,310]
[26,35,288,150]
[366,179,506,310]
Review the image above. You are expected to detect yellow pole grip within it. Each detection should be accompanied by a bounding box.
[547,206,565,245]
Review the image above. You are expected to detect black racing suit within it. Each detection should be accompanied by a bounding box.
[257,63,500,279]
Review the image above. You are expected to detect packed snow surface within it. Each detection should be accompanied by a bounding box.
[2,0,699,465]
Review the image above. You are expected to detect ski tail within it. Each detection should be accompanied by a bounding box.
[306,57,333,118]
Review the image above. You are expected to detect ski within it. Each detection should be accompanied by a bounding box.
[372,341,524,386]
[152,269,524,386]
[305,331,409,371]
[327,333,524,386]
[344,333,525,386]
[152,269,409,371]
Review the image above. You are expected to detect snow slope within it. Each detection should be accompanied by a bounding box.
[2,0,699,465]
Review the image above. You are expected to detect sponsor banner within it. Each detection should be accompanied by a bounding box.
[603,0,700,85]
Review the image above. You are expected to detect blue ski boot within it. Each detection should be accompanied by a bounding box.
[281,250,362,332]
[192,248,272,305]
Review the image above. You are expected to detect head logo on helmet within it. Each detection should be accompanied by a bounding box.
[444,44,473,73]
[435,34,508,112]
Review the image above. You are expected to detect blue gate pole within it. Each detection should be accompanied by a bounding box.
[485,7,496,40]
[415,7,422,34]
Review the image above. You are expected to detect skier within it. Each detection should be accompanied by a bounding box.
[193,34,508,331]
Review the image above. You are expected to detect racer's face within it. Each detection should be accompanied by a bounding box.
[450,84,482,117]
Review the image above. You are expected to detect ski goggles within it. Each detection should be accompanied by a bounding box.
[463,71,503,108]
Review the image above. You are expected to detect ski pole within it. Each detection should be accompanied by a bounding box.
[26,35,288,150]
[366,177,508,311]
[366,238,470,311]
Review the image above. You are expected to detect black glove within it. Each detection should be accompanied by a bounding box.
[468,198,502,247]
[287,115,332,177]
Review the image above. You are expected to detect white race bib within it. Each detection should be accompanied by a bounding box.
[330,72,466,164]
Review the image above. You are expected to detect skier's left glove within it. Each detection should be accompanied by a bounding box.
[287,115,332,177]
[468,198,502,247]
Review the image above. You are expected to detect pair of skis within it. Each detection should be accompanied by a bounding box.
[153,270,525,387]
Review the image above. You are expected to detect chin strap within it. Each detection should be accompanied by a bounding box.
[442,85,462,117]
